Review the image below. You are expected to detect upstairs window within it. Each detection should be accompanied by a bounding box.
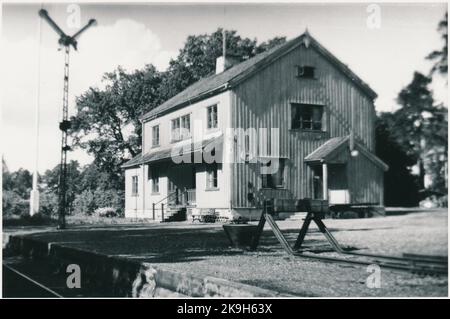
[291,103,323,131]
[207,104,218,129]
[181,114,191,139]
[296,65,316,79]
[171,114,191,142]
[152,125,160,147]
[206,164,218,189]
[171,118,180,141]
[131,176,139,196]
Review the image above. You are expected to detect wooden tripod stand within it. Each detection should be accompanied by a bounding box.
[250,199,344,254]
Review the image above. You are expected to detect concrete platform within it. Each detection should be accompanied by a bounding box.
[4,234,287,298]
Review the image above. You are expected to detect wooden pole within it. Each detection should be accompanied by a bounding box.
[222,29,226,59]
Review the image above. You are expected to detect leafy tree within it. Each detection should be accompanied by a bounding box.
[390,72,435,189]
[73,190,96,216]
[78,163,117,192]
[3,168,32,198]
[41,160,82,214]
[71,65,164,186]
[376,113,420,206]
[2,190,28,218]
[39,191,59,218]
[381,71,448,197]
[427,12,448,76]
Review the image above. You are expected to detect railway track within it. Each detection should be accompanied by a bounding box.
[2,257,92,298]
[294,251,448,276]
[3,263,63,298]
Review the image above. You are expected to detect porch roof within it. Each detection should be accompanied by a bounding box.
[121,135,223,169]
[305,136,388,171]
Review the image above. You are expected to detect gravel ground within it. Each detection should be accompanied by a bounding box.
[6,209,448,297]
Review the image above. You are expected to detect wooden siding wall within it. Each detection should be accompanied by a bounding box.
[231,43,381,208]
[347,153,384,204]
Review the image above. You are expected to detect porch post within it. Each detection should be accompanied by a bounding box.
[322,163,328,200]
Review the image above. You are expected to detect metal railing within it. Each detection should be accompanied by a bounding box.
[151,188,197,222]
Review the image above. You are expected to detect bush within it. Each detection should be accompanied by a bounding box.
[2,190,28,218]
[73,190,96,215]
[94,207,118,218]
[93,189,123,213]
[39,191,59,218]
[72,189,124,216]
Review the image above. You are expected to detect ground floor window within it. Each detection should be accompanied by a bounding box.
[206,164,218,189]
[131,175,139,196]
[261,159,286,189]
[151,171,159,193]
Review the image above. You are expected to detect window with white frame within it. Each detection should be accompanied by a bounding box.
[131,175,139,196]
[151,170,159,193]
[171,114,191,142]
[181,114,190,139]
[206,164,218,189]
[207,104,218,129]
[152,125,160,147]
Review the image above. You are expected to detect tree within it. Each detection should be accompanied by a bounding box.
[3,168,32,198]
[70,65,164,187]
[427,12,448,76]
[41,160,82,215]
[381,71,448,198]
[391,72,436,189]
[376,113,420,206]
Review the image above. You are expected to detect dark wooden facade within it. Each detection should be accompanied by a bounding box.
[230,41,384,208]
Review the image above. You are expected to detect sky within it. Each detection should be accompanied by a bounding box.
[1,1,447,173]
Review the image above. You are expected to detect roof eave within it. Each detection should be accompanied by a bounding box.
[140,83,230,122]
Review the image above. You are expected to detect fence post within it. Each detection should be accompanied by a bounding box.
[152,203,155,220]
[161,203,164,222]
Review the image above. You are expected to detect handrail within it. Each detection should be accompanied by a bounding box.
[154,190,179,206]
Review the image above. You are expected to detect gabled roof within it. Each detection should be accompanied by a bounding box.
[141,31,377,121]
[305,136,389,171]
[305,136,349,162]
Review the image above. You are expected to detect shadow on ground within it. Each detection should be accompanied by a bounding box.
[18,223,349,263]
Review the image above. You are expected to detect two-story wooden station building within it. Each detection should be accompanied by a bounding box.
[122,31,388,221]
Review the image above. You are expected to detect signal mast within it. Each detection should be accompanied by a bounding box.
[38,9,97,229]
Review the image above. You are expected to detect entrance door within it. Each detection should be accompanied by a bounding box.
[168,178,180,205]
[328,164,350,204]
[167,165,196,206]
[312,166,323,200]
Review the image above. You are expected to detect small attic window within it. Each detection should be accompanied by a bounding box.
[296,66,316,79]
